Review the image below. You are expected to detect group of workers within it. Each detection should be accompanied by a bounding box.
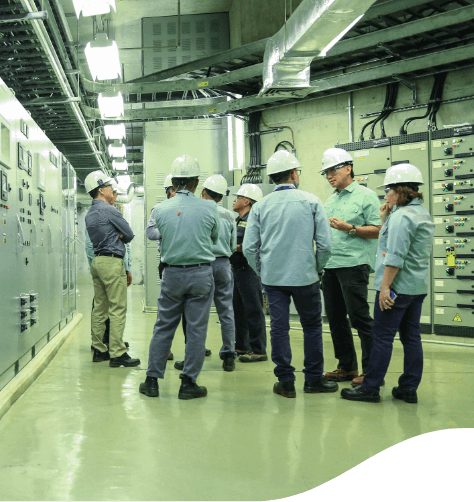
[84,146,434,404]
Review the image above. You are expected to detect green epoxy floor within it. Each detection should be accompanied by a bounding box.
[0,285,473,501]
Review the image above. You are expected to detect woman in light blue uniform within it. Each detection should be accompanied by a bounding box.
[341,164,434,404]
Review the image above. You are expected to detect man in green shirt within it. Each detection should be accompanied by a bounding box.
[320,148,381,387]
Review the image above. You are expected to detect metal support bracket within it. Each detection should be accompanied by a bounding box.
[392,74,417,105]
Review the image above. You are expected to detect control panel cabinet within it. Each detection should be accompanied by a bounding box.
[0,81,76,390]
[432,126,474,337]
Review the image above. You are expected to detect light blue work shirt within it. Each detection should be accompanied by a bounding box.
[374,199,434,295]
[85,229,131,272]
[155,190,220,265]
[146,206,162,253]
[213,205,237,258]
[243,184,332,287]
[324,180,381,271]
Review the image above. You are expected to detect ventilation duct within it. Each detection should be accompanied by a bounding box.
[259,0,377,97]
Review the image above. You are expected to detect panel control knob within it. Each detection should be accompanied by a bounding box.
[444,147,453,155]
[30,318,37,327]
[30,306,37,314]
[21,323,28,332]
[446,267,455,276]
[29,293,37,302]
[445,225,454,234]
[445,203,453,212]
[444,169,453,177]
[20,296,28,306]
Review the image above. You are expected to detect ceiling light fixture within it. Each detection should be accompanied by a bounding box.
[108,140,126,158]
[73,0,116,18]
[85,34,121,81]
[112,159,128,171]
[104,123,126,140]
[98,91,124,119]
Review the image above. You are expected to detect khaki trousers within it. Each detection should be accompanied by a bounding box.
[90,256,128,358]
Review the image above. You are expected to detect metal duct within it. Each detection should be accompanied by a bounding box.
[115,184,137,204]
[259,0,377,97]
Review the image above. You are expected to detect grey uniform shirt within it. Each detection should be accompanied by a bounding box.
[85,199,135,257]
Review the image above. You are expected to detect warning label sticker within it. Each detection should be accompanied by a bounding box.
[453,314,462,322]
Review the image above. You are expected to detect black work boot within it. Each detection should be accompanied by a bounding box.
[139,376,159,397]
[273,381,296,398]
[392,386,418,403]
[223,354,235,372]
[174,360,184,370]
[178,375,207,400]
[109,352,140,367]
[92,349,110,362]
[304,376,338,393]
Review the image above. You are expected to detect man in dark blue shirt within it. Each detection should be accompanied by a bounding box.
[84,171,140,368]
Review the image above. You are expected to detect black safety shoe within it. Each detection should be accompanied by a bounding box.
[304,376,338,393]
[92,349,110,362]
[341,385,380,403]
[174,360,184,370]
[205,349,212,357]
[139,376,159,397]
[273,381,296,398]
[178,375,207,400]
[109,352,140,367]
[223,354,235,372]
[392,386,418,403]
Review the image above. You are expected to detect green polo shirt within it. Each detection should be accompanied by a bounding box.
[324,180,381,271]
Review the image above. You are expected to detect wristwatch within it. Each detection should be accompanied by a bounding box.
[349,225,357,236]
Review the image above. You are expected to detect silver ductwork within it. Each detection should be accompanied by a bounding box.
[259,0,377,97]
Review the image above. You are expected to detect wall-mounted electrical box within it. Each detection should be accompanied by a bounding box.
[0,115,12,169]
[35,153,47,192]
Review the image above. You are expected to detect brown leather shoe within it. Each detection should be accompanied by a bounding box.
[167,352,174,360]
[351,374,385,387]
[325,368,358,382]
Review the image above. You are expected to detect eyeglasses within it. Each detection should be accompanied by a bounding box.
[296,169,302,176]
[321,165,343,177]
[384,186,397,194]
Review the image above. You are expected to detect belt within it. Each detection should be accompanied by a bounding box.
[95,252,124,259]
[215,256,230,260]
[164,263,211,269]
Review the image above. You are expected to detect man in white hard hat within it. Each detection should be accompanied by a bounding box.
[139,155,220,400]
[230,184,268,362]
[243,151,337,398]
[192,174,238,371]
[84,170,140,368]
[320,147,381,387]
[85,183,131,350]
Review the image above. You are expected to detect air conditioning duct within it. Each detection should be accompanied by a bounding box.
[259,0,377,97]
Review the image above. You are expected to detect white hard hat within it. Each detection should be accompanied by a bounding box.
[84,170,114,193]
[266,150,303,176]
[163,174,173,189]
[203,174,228,196]
[320,148,353,174]
[233,184,263,202]
[377,163,424,188]
[170,154,200,178]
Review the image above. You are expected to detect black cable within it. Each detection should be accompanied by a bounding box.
[428,73,447,130]
[367,84,392,140]
[274,141,294,152]
[380,82,399,138]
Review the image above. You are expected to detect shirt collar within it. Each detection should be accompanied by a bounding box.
[176,189,195,197]
[92,199,108,206]
[334,180,358,195]
[273,183,296,191]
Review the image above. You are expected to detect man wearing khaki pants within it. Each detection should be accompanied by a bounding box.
[85,170,140,368]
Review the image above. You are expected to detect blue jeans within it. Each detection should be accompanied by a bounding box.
[362,291,426,393]
[264,282,324,382]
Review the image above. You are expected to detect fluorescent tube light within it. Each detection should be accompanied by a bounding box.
[98,91,124,119]
[73,0,116,18]
[85,35,121,81]
[104,123,126,140]
[108,140,126,158]
[112,159,128,171]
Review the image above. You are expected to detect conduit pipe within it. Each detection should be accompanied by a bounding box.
[259,0,377,96]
